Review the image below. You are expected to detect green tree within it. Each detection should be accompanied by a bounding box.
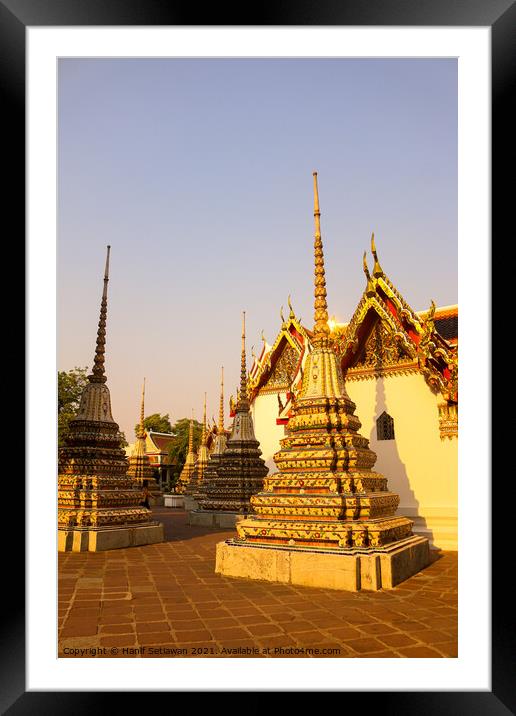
[58,367,89,446]
[167,418,202,486]
[134,413,172,437]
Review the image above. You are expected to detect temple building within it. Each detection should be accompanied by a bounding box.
[58,246,164,551]
[216,172,430,590]
[246,246,458,551]
[126,427,175,493]
[190,314,268,528]
[126,378,164,505]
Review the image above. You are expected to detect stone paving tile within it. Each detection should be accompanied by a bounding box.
[58,508,457,659]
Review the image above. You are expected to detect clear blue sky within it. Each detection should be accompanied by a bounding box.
[58,58,457,441]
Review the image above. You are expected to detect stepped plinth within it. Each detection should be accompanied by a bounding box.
[216,174,429,589]
[58,247,164,551]
[190,318,268,528]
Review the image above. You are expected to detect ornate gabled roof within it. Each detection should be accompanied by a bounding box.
[337,236,457,402]
[248,296,311,400]
[145,430,174,454]
[248,235,458,412]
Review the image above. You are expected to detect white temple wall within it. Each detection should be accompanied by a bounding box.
[251,393,285,474]
[251,373,457,551]
[345,373,457,551]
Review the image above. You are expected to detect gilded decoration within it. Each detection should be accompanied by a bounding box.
[438,401,458,440]
[248,301,309,400]
[264,341,299,391]
[198,313,268,514]
[232,173,415,552]
[58,247,158,542]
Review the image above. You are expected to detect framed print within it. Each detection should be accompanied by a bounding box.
[3,0,512,710]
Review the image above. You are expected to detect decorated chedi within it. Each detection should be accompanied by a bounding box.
[205,367,229,479]
[190,314,268,528]
[189,367,229,525]
[184,394,210,511]
[58,247,164,551]
[177,412,196,495]
[216,174,430,590]
[127,378,163,505]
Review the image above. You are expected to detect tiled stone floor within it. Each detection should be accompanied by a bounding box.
[58,508,457,658]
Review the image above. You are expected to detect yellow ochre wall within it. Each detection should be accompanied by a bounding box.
[252,373,457,551]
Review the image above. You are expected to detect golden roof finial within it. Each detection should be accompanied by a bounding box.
[363,251,375,296]
[288,294,295,319]
[312,172,330,342]
[363,251,371,280]
[280,305,285,324]
[261,329,267,346]
[218,366,225,433]
[239,311,248,404]
[90,245,111,384]
[371,232,383,277]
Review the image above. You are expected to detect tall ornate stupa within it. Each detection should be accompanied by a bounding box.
[184,394,210,510]
[177,411,196,494]
[58,247,164,551]
[190,314,268,528]
[207,366,229,471]
[127,378,163,505]
[216,174,430,589]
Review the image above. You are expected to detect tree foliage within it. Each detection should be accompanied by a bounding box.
[134,413,173,437]
[58,367,89,447]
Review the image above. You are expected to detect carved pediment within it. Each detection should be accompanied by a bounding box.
[261,341,300,391]
[353,320,414,371]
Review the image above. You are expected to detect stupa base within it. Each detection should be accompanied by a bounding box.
[58,521,165,552]
[189,510,249,529]
[215,535,430,591]
[183,495,200,511]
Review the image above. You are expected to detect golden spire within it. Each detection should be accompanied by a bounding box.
[138,377,146,438]
[201,392,207,446]
[371,232,383,277]
[312,172,330,342]
[188,410,194,453]
[90,245,111,384]
[239,311,248,404]
[218,366,225,433]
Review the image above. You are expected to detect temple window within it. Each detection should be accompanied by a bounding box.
[376,411,395,441]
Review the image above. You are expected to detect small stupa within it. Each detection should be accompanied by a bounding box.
[184,394,210,511]
[58,247,164,551]
[189,368,229,524]
[216,174,430,589]
[127,378,163,505]
[177,411,196,495]
[190,314,268,528]
[205,367,229,478]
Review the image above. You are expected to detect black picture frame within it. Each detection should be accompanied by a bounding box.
[4,0,509,711]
